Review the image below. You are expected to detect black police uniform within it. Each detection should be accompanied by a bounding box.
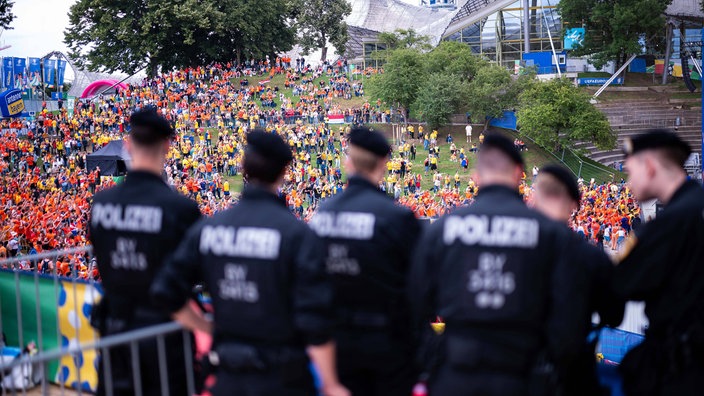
[409,137,587,396]
[151,184,333,396]
[539,165,624,396]
[310,173,421,396]
[89,170,201,396]
[561,233,624,396]
[613,179,704,396]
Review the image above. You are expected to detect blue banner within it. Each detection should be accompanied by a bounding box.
[2,58,13,89]
[577,77,624,86]
[0,89,25,117]
[56,59,67,87]
[13,58,26,90]
[488,110,518,130]
[43,59,56,86]
[28,58,41,87]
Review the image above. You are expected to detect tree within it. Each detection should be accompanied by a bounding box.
[412,73,467,129]
[296,0,351,62]
[424,41,485,82]
[65,0,297,76]
[517,78,616,151]
[366,48,427,122]
[0,0,15,30]
[377,29,433,52]
[558,0,670,68]
[465,65,519,129]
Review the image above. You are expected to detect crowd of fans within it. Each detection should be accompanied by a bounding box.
[0,60,640,279]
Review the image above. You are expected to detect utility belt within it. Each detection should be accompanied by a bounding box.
[444,335,532,375]
[338,310,391,329]
[208,342,307,374]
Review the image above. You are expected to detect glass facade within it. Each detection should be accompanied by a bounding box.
[363,43,388,69]
[443,1,563,69]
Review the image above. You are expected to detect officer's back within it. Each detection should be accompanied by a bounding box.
[532,165,624,395]
[310,127,421,396]
[89,108,200,396]
[152,130,350,396]
[409,134,584,396]
[612,130,704,396]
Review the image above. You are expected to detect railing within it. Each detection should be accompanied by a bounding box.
[0,247,195,396]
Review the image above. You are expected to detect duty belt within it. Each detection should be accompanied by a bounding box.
[339,310,390,328]
[209,342,307,373]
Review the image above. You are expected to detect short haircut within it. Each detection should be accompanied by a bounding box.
[129,107,174,146]
[656,146,691,169]
[243,150,288,184]
[349,145,380,174]
[476,147,518,175]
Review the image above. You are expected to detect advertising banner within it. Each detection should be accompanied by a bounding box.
[43,58,56,86]
[13,57,26,89]
[577,77,624,86]
[0,88,25,117]
[2,57,13,89]
[28,57,41,86]
[57,59,67,86]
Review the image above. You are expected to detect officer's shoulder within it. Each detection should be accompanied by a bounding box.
[91,184,121,204]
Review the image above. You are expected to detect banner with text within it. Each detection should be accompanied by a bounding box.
[13,57,26,90]
[57,59,67,87]
[2,57,13,89]
[43,58,56,87]
[28,58,41,87]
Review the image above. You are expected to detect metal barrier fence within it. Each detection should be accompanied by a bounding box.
[0,247,195,396]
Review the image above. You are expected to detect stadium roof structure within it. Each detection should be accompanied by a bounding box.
[664,0,704,25]
[342,0,531,60]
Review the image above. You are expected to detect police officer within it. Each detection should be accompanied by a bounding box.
[309,127,421,396]
[151,129,350,396]
[611,129,704,396]
[409,134,587,396]
[89,107,203,396]
[532,164,624,395]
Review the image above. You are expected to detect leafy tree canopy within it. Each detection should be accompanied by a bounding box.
[558,0,671,68]
[296,0,351,62]
[517,78,616,151]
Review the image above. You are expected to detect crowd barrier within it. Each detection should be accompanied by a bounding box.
[0,247,195,395]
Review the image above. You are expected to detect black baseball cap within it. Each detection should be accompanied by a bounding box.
[348,127,391,157]
[129,107,175,145]
[622,129,692,164]
[481,133,524,167]
[539,164,581,204]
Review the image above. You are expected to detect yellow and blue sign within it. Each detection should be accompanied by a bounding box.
[0,88,25,117]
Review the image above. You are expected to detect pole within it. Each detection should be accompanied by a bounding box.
[523,0,530,54]
[663,21,673,85]
[541,0,560,77]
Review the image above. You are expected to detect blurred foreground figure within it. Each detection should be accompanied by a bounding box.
[410,134,587,396]
[152,129,349,396]
[90,107,202,396]
[310,127,421,396]
[613,129,704,396]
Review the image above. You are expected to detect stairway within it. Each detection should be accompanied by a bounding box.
[579,96,702,168]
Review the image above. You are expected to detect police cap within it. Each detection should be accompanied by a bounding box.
[348,127,391,157]
[481,133,524,167]
[539,164,581,204]
[129,107,175,145]
[622,129,692,162]
[246,129,293,167]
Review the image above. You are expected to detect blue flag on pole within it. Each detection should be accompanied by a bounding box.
[2,57,14,89]
[57,59,67,86]
[28,58,41,87]
[43,59,56,86]
[13,58,26,89]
